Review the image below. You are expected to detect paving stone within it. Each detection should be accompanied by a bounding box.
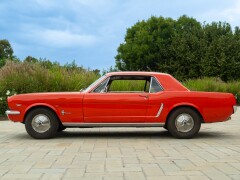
[147,176,187,180]
[64,168,85,178]
[41,173,63,180]
[9,164,32,174]
[1,173,42,179]
[124,172,146,180]
[86,163,105,173]
[143,166,164,176]
[202,167,232,180]
[230,174,240,180]
[187,175,210,180]
[29,168,66,174]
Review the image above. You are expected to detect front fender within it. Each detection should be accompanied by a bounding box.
[24,103,60,120]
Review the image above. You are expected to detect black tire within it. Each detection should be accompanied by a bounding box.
[58,125,66,132]
[163,125,168,130]
[167,107,201,139]
[25,108,59,139]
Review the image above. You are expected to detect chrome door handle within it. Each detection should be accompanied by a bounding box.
[139,94,149,99]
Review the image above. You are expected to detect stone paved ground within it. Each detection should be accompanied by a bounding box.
[0,109,240,180]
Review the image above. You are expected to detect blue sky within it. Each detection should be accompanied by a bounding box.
[0,0,240,70]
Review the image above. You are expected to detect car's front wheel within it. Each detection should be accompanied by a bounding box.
[167,107,201,139]
[25,108,59,139]
[58,125,66,132]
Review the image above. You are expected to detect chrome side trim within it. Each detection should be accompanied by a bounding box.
[5,110,20,115]
[233,105,237,113]
[62,123,165,127]
[156,103,164,117]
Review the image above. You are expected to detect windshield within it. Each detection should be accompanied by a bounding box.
[83,75,106,92]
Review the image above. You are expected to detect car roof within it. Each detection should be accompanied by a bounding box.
[106,71,170,77]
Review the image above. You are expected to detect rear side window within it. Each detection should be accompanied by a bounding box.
[109,80,147,92]
[150,77,163,93]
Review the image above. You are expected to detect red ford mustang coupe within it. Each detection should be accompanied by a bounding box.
[6,72,237,139]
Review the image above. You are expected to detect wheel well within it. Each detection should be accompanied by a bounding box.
[23,105,62,125]
[165,105,204,126]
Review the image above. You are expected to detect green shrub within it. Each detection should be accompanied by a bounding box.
[0,89,16,116]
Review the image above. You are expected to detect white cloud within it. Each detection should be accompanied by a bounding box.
[199,0,240,26]
[38,29,99,48]
[19,23,99,48]
[221,0,240,25]
[35,0,57,9]
[71,0,113,8]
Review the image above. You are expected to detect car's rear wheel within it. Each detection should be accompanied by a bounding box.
[167,107,201,139]
[25,108,59,139]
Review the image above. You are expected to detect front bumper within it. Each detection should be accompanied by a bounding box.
[5,110,21,121]
[233,105,237,114]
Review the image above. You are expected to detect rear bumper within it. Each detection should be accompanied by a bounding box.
[233,106,237,114]
[5,110,21,121]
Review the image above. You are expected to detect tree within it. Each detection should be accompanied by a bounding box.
[115,15,240,81]
[0,39,14,68]
[24,56,39,63]
[0,39,13,59]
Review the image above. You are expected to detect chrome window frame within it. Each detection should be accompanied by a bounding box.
[104,75,151,93]
[85,75,107,93]
[90,75,164,94]
[91,77,110,93]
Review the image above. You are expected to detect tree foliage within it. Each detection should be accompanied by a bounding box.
[0,39,13,59]
[0,39,16,68]
[115,15,240,81]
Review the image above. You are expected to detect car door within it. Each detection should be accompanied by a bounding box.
[83,76,150,123]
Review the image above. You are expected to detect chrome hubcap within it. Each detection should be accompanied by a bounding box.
[31,114,51,133]
[175,113,194,133]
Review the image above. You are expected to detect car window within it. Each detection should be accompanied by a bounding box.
[109,80,148,92]
[150,77,163,93]
[92,78,109,93]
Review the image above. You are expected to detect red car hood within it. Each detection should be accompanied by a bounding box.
[7,92,84,109]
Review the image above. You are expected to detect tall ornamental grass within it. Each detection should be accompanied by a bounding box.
[183,77,240,104]
[0,61,99,115]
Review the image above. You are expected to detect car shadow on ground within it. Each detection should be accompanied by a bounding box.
[56,129,171,139]
[51,129,230,140]
[10,129,230,140]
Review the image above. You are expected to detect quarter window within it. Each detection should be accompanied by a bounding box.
[92,78,109,93]
[150,77,162,93]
